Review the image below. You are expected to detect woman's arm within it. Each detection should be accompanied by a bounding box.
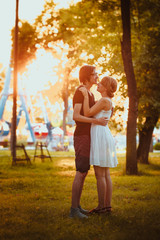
[73,103,108,125]
[79,87,108,117]
[84,95,108,117]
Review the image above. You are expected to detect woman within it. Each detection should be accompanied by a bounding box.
[79,76,118,213]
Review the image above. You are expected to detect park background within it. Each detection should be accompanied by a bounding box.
[0,0,160,152]
[0,0,160,239]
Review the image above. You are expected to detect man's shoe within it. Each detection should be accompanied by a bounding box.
[78,205,89,215]
[69,207,88,219]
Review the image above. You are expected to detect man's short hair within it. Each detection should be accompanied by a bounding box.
[79,65,96,84]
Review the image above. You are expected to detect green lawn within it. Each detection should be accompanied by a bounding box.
[0,150,160,240]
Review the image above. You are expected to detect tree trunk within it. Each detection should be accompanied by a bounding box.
[121,0,138,175]
[137,116,158,164]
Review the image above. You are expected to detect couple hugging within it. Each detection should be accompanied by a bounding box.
[69,65,118,219]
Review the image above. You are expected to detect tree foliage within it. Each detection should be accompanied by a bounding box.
[57,0,122,72]
[11,21,38,73]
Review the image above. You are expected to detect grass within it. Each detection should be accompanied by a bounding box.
[0,150,160,240]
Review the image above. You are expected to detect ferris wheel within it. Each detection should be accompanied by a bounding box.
[0,64,35,142]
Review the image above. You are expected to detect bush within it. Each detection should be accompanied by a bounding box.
[153,142,160,150]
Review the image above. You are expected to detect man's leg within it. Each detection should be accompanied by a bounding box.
[71,171,87,208]
[69,171,88,218]
[70,135,90,218]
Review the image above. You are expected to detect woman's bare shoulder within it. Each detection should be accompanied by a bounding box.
[102,97,112,109]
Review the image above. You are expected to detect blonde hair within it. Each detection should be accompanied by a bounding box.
[101,76,117,98]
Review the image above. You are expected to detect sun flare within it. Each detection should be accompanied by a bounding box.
[19,49,60,95]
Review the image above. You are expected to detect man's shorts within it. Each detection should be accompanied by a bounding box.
[74,135,90,173]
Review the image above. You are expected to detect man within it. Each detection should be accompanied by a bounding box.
[69,65,108,219]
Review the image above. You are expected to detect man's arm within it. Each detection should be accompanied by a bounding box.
[73,103,108,126]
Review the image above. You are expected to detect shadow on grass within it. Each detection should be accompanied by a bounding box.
[148,163,160,171]
[138,163,160,176]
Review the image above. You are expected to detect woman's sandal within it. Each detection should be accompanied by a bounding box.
[105,206,112,213]
[88,207,107,215]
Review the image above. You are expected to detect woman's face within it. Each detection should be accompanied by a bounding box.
[97,81,106,93]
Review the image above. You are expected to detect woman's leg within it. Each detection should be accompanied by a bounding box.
[94,166,106,209]
[105,167,112,207]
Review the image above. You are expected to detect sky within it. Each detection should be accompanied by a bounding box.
[0,0,80,69]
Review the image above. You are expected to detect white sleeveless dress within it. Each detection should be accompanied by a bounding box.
[90,107,118,168]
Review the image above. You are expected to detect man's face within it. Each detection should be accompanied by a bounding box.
[89,70,99,85]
